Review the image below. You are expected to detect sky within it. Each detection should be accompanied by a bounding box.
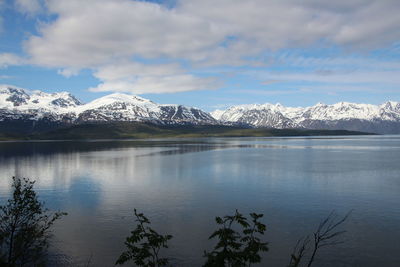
[0,0,400,111]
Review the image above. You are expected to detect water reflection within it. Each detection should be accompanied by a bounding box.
[0,136,399,266]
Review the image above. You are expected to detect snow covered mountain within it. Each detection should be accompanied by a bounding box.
[2,85,400,134]
[0,85,216,129]
[74,93,216,124]
[0,86,81,123]
[211,101,400,134]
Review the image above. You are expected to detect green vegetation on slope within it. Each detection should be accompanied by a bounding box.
[0,122,374,140]
[31,122,373,140]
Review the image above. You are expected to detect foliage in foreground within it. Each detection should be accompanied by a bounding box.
[119,209,350,267]
[0,177,67,266]
[0,176,351,267]
[204,210,268,267]
[116,209,173,267]
[116,210,269,267]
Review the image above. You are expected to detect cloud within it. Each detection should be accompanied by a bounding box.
[331,1,400,47]
[233,89,300,96]
[88,61,220,94]
[89,74,220,94]
[251,70,400,88]
[179,0,400,50]
[275,53,400,71]
[0,53,25,68]
[261,80,281,85]
[94,62,183,80]
[298,84,398,94]
[57,68,80,78]
[26,0,221,68]
[247,52,400,92]
[11,0,400,94]
[15,0,42,15]
[0,0,4,33]
[26,0,400,69]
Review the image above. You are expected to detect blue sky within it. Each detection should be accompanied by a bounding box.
[1,0,400,111]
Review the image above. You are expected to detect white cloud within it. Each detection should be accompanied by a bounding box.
[274,54,400,71]
[89,61,219,94]
[298,84,397,94]
[26,0,221,68]
[179,0,400,50]
[27,0,400,69]
[89,74,220,94]
[0,53,25,68]
[14,0,400,94]
[331,1,400,47]
[233,89,300,96]
[15,0,42,15]
[94,62,183,80]
[57,68,80,78]
[253,70,400,88]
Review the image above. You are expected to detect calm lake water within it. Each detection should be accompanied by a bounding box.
[0,136,400,266]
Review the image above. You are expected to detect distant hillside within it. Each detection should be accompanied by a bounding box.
[0,122,373,141]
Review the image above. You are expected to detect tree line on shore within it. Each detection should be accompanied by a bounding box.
[0,177,350,266]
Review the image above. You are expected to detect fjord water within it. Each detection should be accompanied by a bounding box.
[0,136,399,266]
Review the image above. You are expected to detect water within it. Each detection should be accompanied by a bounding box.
[0,136,399,266]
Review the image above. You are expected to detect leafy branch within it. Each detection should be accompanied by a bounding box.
[116,209,172,267]
[0,177,67,266]
[204,210,268,267]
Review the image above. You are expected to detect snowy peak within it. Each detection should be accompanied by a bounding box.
[159,105,216,124]
[0,86,31,107]
[0,85,82,112]
[210,109,225,120]
[300,101,400,121]
[212,101,400,133]
[213,101,400,123]
[212,103,297,128]
[77,93,159,113]
[75,93,162,122]
[87,93,155,105]
[381,101,400,111]
[77,93,216,124]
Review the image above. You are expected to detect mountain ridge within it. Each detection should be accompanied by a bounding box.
[0,85,217,127]
[211,101,400,134]
[1,85,399,134]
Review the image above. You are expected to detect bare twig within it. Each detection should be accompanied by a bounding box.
[306,210,352,267]
[288,236,310,267]
[84,253,93,267]
[288,210,352,267]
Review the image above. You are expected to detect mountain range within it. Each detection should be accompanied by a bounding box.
[0,85,216,134]
[212,101,400,134]
[1,85,399,134]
